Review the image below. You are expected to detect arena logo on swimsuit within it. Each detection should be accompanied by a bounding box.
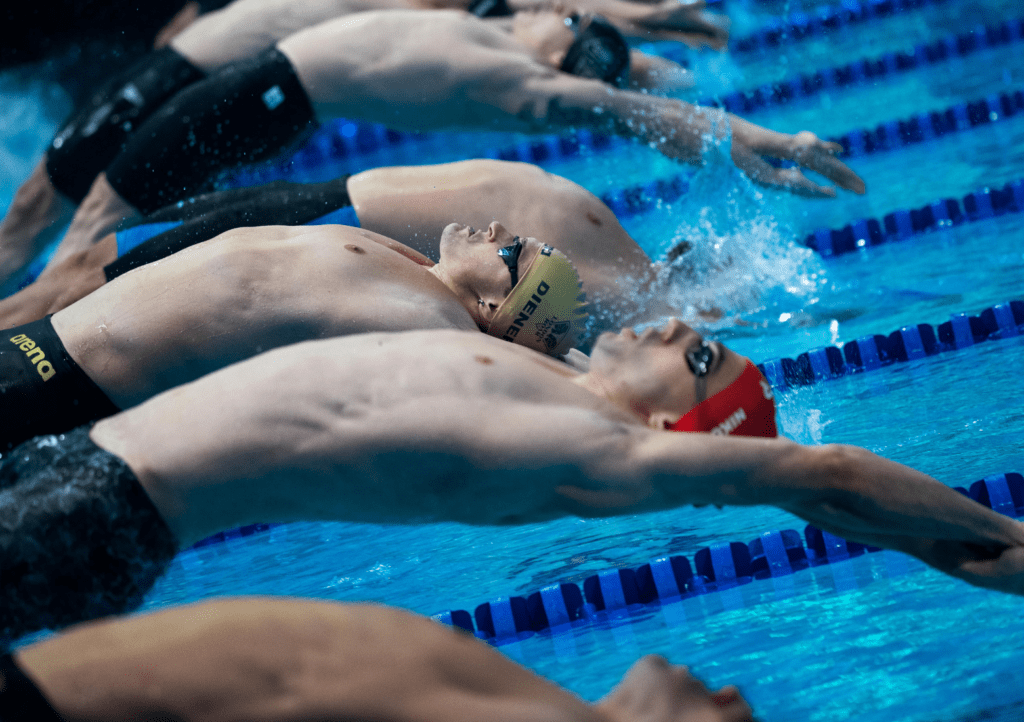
[502,281,551,341]
[8,334,56,381]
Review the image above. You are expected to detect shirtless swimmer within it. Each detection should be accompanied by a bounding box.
[0,160,673,330]
[3,320,1024,640]
[0,219,588,449]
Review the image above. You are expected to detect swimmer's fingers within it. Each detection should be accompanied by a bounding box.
[710,685,757,722]
[732,152,839,198]
[638,28,729,50]
[950,545,1024,596]
[636,8,730,49]
[786,131,867,194]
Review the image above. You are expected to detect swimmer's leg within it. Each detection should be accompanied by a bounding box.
[0,162,76,296]
[0,234,116,328]
[0,49,204,290]
[43,48,317,276]
[13,599,756,722]
[0,426,178,643]
[40,173,142,273]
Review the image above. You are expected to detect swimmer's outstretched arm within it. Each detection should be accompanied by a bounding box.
[515,74,866,197]
[15,597,753,722]
[570,429,1024,595]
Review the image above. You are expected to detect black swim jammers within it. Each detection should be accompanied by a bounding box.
[0,426,177,644]
[0,654,64,721]
[1,317,120,451]
[106,48,317,214]
[46,48,205,203]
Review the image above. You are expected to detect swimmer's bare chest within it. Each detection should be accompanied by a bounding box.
[264,230,475,332]
[59,227,478,407]
[301,330,613,421]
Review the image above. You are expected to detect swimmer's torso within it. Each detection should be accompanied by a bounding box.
[52,225,477,409]
[95,329,636,532]
[351,160,660,316]
[278,10,558,131]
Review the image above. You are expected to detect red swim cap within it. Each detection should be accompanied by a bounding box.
[669,360,777,437]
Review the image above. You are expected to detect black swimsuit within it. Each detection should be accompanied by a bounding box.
[0,654,65,721]
[0,427,178,644]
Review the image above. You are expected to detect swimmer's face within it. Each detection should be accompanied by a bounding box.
[589,318,749,426]
[511,9,577,67]
[435,221,543,328]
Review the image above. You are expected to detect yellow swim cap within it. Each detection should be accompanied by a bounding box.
[487,245,588,355]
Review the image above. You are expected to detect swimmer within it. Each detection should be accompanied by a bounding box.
[0,160,679,329]
[3,322,1024,639]
[0,3,712,290]
[4,7,863,288]
[3,597,755,722]
[0,219,588,449]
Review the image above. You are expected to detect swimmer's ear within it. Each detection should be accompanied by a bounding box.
[648,411,681,431]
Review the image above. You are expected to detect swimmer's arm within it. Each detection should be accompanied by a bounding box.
[371,404,1024,590]
[617,433,1024,594]
[627,51,694,92]
[578,0,730,48]
[18,598,665,722]
[512,74,865,196]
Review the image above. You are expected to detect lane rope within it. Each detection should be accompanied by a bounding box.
[756,300,1024,391]
[431,471,1023,643]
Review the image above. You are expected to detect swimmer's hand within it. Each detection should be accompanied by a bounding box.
[773,444,1024,595]
[598,655,756,722]
[608,0,730,50]
[898,537,1024,596]
[730,121,867,198]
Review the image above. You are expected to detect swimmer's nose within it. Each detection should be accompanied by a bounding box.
[661,318,694,343]
[487,221,513,244]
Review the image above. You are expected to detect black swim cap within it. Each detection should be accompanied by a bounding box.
[559,14,631,89]
[468,0,513,17]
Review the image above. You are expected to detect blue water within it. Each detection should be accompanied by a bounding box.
[3,0,1024,719]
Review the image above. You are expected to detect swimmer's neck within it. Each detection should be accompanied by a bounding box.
[572,370,652,427]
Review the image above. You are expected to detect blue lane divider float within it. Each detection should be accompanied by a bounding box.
[432,471,1024,644]
[756,300,1024,391]
[727,0,956,55]
[834,88,1024,159]
[188,522,280,550]
[804,177,1024,258]
[701,19,1024,116]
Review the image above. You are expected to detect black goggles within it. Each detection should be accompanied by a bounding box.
[686,340,714,378]
[497,237,523,287]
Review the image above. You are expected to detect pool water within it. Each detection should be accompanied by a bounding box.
[3,0,1024,719]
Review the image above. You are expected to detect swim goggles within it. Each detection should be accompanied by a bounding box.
[497,236,523,287]
[686,339,714,378]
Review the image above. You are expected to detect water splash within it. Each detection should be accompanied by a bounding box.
[646,132,829,332]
